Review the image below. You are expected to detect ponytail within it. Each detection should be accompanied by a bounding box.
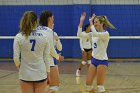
[104,16,116,29]
[97,16,116,30]
[20,11,37,37]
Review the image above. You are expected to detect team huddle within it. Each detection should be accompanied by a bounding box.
[13,11,115,93]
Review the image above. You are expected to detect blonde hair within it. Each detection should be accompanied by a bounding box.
[20,11,37,37]
[96,16,116,30]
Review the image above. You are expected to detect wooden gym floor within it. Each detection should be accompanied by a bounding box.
[0,59,140,93]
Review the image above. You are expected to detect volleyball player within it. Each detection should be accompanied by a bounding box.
[77,12,116,93]
[13,11,50,93]
[38,10,63,93]
[76,24,92,77]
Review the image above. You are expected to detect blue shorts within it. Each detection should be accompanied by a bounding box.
[91,57,108,67]
[54,58,58,65]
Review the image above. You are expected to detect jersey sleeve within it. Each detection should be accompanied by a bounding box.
[77,27,92,39]
[79,38,84,51]
[13,34,21,67]
[54,32,62,51]
[43,39,50,72]
[55,40,62,51]
[91,25,109,40]
[48,31,59,60]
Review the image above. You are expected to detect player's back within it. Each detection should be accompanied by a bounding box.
[16,30,48,64]
[14,30,50,81]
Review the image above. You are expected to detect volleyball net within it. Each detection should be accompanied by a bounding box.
[0,36,140,59]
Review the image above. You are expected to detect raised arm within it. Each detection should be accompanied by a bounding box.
[89,14,109,39]
[77,12,91,38]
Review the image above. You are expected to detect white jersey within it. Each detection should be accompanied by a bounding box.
[79,31,92,51]
[13,30,50,81]
[36,26,61,66]
[77,25,109,60]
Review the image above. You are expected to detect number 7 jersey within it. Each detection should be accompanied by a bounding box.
[13,30,50,81]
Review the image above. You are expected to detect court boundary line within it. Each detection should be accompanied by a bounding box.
[0,71,16,79]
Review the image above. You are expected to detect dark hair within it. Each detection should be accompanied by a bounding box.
[20,11,37,37]
[84,24,90,31]
[39,10,53,26]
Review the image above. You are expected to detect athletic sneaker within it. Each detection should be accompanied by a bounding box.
[76,69,80,76]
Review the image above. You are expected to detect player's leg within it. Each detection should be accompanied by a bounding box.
[47,66,60,93]
[96,64,107,93]
[20,80,34,93]
[76,50,87,76]
[87,49,92,67]
[34,79,47,93]
[86,64,97,93]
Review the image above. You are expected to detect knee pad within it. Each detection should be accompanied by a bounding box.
[85,85,93,91]
[50,86,59,91]
[97,85,105,92]
[87,60,91,64]
[82,61,86,65]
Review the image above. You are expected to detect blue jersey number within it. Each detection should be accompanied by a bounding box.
[30,39,36,51]
[94,43,97,48]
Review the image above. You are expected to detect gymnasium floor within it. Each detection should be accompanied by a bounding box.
[0,59,140,93]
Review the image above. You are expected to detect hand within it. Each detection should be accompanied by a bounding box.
[58,54,64,62]
[89,13,96,22]
[80,12,86,22]
[89,14,96,26]
[16,64,20,70]
[79,12,86,27]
